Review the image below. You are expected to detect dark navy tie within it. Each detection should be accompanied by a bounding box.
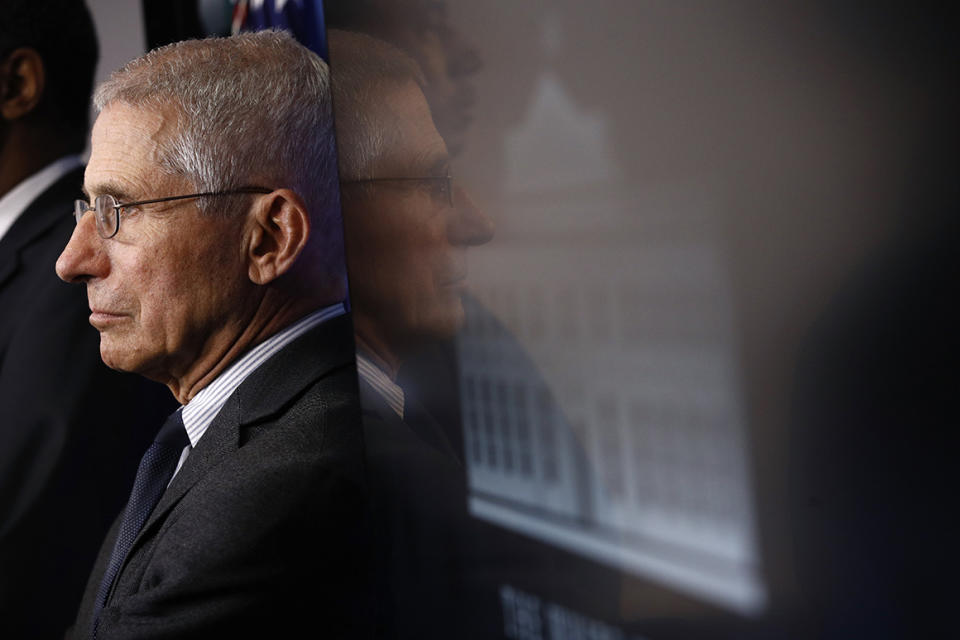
[90,410,189,637]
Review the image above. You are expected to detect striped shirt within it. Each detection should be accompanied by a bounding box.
[356,352,405,419]
[169,303,346,479]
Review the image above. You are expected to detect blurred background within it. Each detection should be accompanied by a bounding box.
[87,1,957,637]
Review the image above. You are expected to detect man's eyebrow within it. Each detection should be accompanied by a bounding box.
[83,181,136,203]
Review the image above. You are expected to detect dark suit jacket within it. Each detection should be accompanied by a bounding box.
[359,375,491,639]
[69,314,373,639]
[0,168,172,639]
[394,299,626,635]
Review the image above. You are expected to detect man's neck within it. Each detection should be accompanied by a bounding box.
[0,123,79,199]
[165,295,327,404]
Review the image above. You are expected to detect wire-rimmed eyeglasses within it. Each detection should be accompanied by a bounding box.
[73,187,272,239]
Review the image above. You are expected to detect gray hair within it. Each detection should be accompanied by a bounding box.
[328,30,426,182]
[94,31,339,236]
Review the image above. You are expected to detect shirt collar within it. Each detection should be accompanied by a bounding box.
[356,351,405,419]
[180,303,346,447]
[0,155,83,242]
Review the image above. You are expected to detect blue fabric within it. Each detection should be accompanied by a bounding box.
[242,0,328,60]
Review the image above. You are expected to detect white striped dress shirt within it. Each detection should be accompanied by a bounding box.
[170,303,346,479]
[356,352,405,419]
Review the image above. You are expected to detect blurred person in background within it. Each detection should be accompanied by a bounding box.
[305,0,481,156]
[0,2,171,636]
[324,0,489,468]
[329,28,493,638]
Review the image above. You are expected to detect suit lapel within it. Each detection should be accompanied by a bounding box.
[118,314,357,575]
[136,396,242,542]
[235,313,356,424]
[359,377,407,430]
[359,376,462,465]
[105,397,242,602]
[0,167,83,290]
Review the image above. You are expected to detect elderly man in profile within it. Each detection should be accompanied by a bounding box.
[328,29,494,638]
[330,29,493,408]
[56,31,370,638]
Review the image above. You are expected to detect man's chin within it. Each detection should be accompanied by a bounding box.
[415,302,466,343]
[98,346,132,373]
[98,337,143,375]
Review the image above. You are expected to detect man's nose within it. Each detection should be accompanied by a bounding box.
[448,185,494,246]
[56,212,107,283]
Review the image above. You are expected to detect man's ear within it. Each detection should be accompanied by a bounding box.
[245,189,311,285]
[0,48,45,121]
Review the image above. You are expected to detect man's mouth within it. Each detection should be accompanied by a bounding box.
[89,309,127,328]
[440,270,468,289]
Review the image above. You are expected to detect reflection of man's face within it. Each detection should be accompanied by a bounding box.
[394,23,480,157]
[342,81,492,350]
[55,103,253,383]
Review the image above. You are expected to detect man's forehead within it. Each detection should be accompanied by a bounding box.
[91,102,172,146]
[375,83,450,177]
[375,139,449,180]
[85,103,177,198]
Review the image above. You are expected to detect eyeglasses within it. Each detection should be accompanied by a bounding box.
[341,175,453,207]
[73,187,272,239]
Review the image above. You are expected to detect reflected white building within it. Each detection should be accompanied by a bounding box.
[457,69,765,614]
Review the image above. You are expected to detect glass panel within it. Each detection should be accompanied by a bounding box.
[323,2,955,637]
